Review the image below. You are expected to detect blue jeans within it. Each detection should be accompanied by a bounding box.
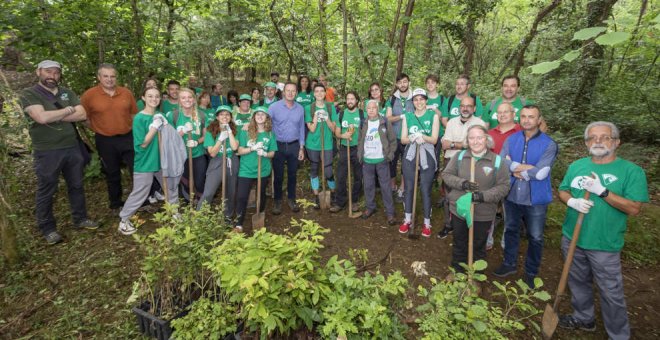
[502,200,548,277]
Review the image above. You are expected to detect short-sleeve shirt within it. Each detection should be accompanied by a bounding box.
[305,102,336,151]
[488,124,522,154]
[486,96,533,128]
[160,99,179,116]
[133,112,160,172]
[166,111,205,158]
[203,129,234,158]
[559,157,649,252]
[426,95,444,113]
[81,85,137,136]
[234,110,252,131]
[295,92,313,107]
[238,130,278,178]
[199,107,215,127]
[404,109,435,137]
[332,109,362,147]
[19,86,80,151]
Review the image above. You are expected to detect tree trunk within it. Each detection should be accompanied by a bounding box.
[163,0,176,60]
[96,22,105,64]
[423,23,435,64]
[570,0,619,115]
[318,0,329,75]
[269,0,300,75]
[341,0,348,94]
[395,0,416,80]
[130,0,144,84]
[617,0,648,76]
[462,19,475,76]
[379,0,404,84]
[0,70,19,266]
[348,11,375,81]
[444,29,461,71]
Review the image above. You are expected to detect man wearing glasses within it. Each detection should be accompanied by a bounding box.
[556,121,647,339]
[493,105,557,289]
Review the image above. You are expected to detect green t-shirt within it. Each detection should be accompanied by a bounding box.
[559,157,649,252]
[166,110,205,158]
[305,102,336,151]
[133,112,160,172]
[363,99,389,117]
[332,108,362,146]
[426,94,444,113]
[136,99,145,112]
[19,86,80,151]
[199,107,215,127]
[404,109,435,137]
[296,92,313,107]
[203,130,234,158]
[160,100,179,116]
[486,96,533,128]
[238,130,278,178]
[440,94,484,136]
[234,110,252,130]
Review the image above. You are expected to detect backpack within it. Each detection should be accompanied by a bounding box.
[306,102,334,139]
[489,97,526,113]
[338,108,365,129]
[447,93,477,113]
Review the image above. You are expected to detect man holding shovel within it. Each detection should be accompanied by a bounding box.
[554,121,648,339]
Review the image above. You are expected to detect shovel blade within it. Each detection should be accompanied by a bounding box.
[252,212,265,230]
[541,303,559,340]
[408,224,419,239]
[319,191,332,210]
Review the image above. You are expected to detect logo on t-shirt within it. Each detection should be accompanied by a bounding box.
[408,126,420,134]
[60,93,69,101]
[602,174,618,185]
[451,107,459,117]
[482,166,493,176]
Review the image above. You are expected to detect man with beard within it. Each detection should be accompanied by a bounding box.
[386,73,414,202]
[81,63,138,209]
[485,75,533,129]
[19,60,98,245]
[330,91,363,213]
[437,96,486,238]
[442,74,484,133]
[556,122,647,339]
[160,80,180,115]
[493,105,557,289]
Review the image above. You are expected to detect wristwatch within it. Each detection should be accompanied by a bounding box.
[599,189,610,198]
[450,142,455,149]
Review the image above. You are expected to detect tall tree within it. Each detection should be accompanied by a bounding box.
[395,0,416,79]
[379,0,404,83]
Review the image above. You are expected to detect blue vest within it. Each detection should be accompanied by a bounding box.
[507,131,555,205]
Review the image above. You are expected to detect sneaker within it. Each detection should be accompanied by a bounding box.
[44,231,63,245]
[74,218,99,230]
[118,220,137,235]
[154,191,165,201]
[148,195,157,204]
[329,205,343,213]
[351,204,360,213]
[421,225,432,238]
[313,196,320,210]
[493,264,517,278]
[395,189,404,203]
[398,222,410,234]
[436,226,453,239]
[109,200,124,210]
[233,226,244,233]
[272,200,282,215]
[387,216,397,226]
[361,209,376,219]
[558,315,596,332]
[287,199,300,213]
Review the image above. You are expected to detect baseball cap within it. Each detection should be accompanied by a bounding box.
[239,94,251,102]
[215,105,233,114]
[264,82,277,88]
[253,106,269,114]
[411,88,428,99]
[37,60,61,69]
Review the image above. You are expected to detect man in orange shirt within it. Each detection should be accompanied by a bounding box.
[81,63,138,209]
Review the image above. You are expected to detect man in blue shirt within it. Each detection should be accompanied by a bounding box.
[493,105,558,289]
[268,82,306,214]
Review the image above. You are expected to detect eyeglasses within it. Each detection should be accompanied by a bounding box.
[586,135,617,143]
[468,136,486,141]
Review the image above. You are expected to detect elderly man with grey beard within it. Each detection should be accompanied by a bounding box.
[556,121,648,339]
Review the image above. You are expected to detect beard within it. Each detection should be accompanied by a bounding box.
[346,102,357,110]
[40,78,58,89]
[589,144,613,157]
[460,112,473,119]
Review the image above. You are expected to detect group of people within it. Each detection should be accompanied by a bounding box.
[19,59,648,340]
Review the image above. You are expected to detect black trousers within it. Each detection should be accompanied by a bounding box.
[450,212,491,273]
[235,176,268,227]
[273,141,300,201]
[389,140,404,180]
[181,155,208,199]
[95,132,134,206]
[335,145,362,207]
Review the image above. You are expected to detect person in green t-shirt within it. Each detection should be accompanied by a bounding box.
[234,107,278,232]
[250,87,261,109]
[259,82,280,108]
[167,88,208,202]
[557,122,648,338]
[197,91,215,126]
[398,88,440,238]
[425,74,445,175]
[198,105,239,219]
[330,91,363,213]
[136,78,158,112]
[305,84,338,209]
[160,79,180,114]
[441,74,485,135]
[295,75,313,107]
[234,94,253,131]
[485,75,534,129]
[118,87,175,235]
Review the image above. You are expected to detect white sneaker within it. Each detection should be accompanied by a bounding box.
[118,219,137,235]
[154,191,165,201]
[148,196,157,204]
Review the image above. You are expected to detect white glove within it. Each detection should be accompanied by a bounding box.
[221,124,231,132]
[582,172,606,196]
[415,134,425,145]
[567,198,594,214]
[186,139,198,148]
[316,111,328,121]
[153,114,168,125]
[257,149,267,157]
[182,122,193,133]
[218,131,228,142]
[408,132,419,142]
[250,141,264,151]
[149,118,163,130]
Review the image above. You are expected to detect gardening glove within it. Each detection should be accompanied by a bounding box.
[472,191,484,203]
[153,113,168,125]
[149,118,163,131]
[182,122,193,133]
[186,139,198,148]
[218,131,229,142]
[582,172,606,196]
[250,141,264,151]
[462,180,479,191]
[257,149,268,157]
[415,134,426,145]
[567,198,594,214]
[408,132,419,143]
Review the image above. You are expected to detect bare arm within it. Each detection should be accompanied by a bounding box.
[140,127,158,148]
[25,104,84,124]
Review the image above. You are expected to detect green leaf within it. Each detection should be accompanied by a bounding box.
[473,260,487,271]
[595,32,630,46]
[572,27,606,41]
[472,320,487,332]
[533,291,551,301]
[529,61,561,74]
[562,49,580,62]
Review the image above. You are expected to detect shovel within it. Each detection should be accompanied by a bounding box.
[157,130,169,204]
[408,145,421,239]
[186,131,195,204]
[468,156,476,280]
[541,191,591,339]
[346,139,362,219]
[221,142,227,206]
[318,121,332,209]
[252,155,265,230]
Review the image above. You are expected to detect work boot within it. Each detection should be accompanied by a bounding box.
[272,200,282,215]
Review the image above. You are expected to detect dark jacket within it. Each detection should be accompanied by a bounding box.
[442,150,510,222]
[357,116,397,163]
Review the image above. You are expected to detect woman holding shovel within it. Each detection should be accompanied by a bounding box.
[305,84,337,209]
[234,107,277,232]
[442,125,510,275]
[398,89,440,238]
[197,105,239,220]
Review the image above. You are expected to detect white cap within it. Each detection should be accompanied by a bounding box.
[411,88,427,99]
[37,60,61,69]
